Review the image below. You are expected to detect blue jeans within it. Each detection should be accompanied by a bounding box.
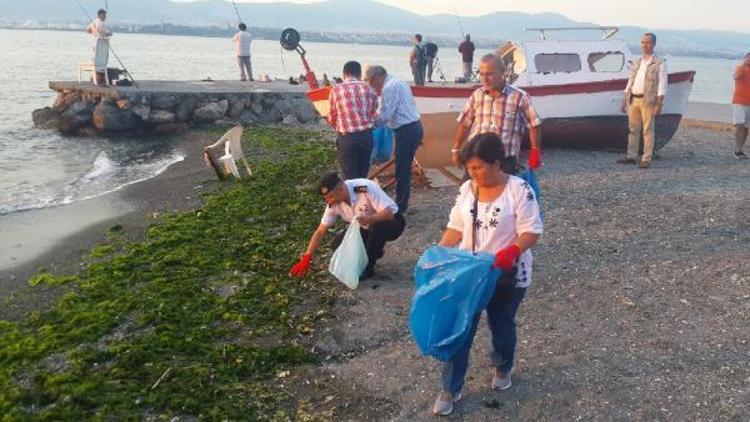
[441,285,527,395]
[394,121,423,212]
[336,129,373,180]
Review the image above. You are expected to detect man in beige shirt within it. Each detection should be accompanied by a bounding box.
[618,32,668,169]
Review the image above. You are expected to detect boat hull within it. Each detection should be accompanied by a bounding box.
[413,112,683,168]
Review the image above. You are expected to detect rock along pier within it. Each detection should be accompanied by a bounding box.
[33,80,321,136]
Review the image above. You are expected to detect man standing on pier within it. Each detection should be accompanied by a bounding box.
[232,23,253,81]
[85,9,112,86]
[328,61,378,180]
[618,32,667,169]
[731,53,750,159]
[365,65,423,213]
[451,54,542,174]
[458,34,475,81]
[424,41,438,83]
[410,34,427,86]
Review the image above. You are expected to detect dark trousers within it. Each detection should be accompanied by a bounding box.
[336,129,373,180]
[413,62,426,86]
[442,285,527,394]
[394,121,423,212]
[360,213,405,272]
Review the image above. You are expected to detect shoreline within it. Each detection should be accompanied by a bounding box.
[0,131,219,319]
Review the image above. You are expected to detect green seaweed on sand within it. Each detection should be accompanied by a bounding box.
[0,127,337,420]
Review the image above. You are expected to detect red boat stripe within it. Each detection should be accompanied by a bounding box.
[306,87,331,102]
[409,71,696,98]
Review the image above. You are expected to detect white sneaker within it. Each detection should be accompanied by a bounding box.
[432,391,462,416]
[492,370,512,390]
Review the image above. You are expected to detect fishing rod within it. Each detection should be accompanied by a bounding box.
[231,0,243,23]
[453,6,466,37]
[73,0,139,88]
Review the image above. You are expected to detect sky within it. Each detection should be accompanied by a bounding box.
[231,0,750,33]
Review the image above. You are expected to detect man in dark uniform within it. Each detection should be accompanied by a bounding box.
[289,173,406,280]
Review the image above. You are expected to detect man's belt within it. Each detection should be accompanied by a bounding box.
[394,120,420,131]
[338,127,374,137]
[630,93,644,98]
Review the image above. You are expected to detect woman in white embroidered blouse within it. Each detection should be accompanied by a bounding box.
[432,133,543,416]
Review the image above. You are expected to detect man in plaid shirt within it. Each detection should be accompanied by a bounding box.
[328,61,379,180]
[452,54,543,174]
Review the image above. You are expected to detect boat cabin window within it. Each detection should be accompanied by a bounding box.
[588,52,625,72]
[534,53,581,74]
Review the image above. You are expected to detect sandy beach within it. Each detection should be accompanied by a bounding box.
[1,105,748,418]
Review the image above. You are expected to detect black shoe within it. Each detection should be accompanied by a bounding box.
[360,267,374,281]
[733,151,748,159]
[616,158,637,164]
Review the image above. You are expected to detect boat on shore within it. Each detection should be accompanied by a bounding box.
[300,27,696,167]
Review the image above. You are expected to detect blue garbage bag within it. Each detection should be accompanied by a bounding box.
[519,169,543,219]
[410,246,501,361]
[519,169,540,204]
[371,127,394,163]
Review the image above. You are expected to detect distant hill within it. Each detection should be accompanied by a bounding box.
[1,0,748,58]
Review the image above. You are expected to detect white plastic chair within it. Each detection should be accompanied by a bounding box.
[78,63,109,86]
[203,126,252,179]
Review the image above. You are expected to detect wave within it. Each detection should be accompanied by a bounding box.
[0,151,185,216]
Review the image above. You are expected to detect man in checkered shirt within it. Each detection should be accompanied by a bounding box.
[451,54,543,174]
[328,61,379,180]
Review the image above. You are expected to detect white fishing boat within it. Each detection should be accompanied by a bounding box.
[301,27,696,167]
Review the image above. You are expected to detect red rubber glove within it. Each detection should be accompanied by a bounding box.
[528,147,542,170]
[289,254,312,277]
[493,245,521,270]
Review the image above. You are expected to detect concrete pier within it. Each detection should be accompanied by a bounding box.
[33,80,321,136]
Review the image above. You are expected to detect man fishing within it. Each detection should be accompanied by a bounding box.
[85,9,112,86]
[458,34,475,81]
[232,23,253,81]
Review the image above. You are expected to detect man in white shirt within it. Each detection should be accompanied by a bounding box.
[85,9,112,86]
[289,173,405,280]
[232,23,253,81]
[618,32,668,169]
[365,65,423,212]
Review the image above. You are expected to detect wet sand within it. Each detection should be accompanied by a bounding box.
[0,132,219,319]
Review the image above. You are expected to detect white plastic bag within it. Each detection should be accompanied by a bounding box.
[328,219,369,289]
